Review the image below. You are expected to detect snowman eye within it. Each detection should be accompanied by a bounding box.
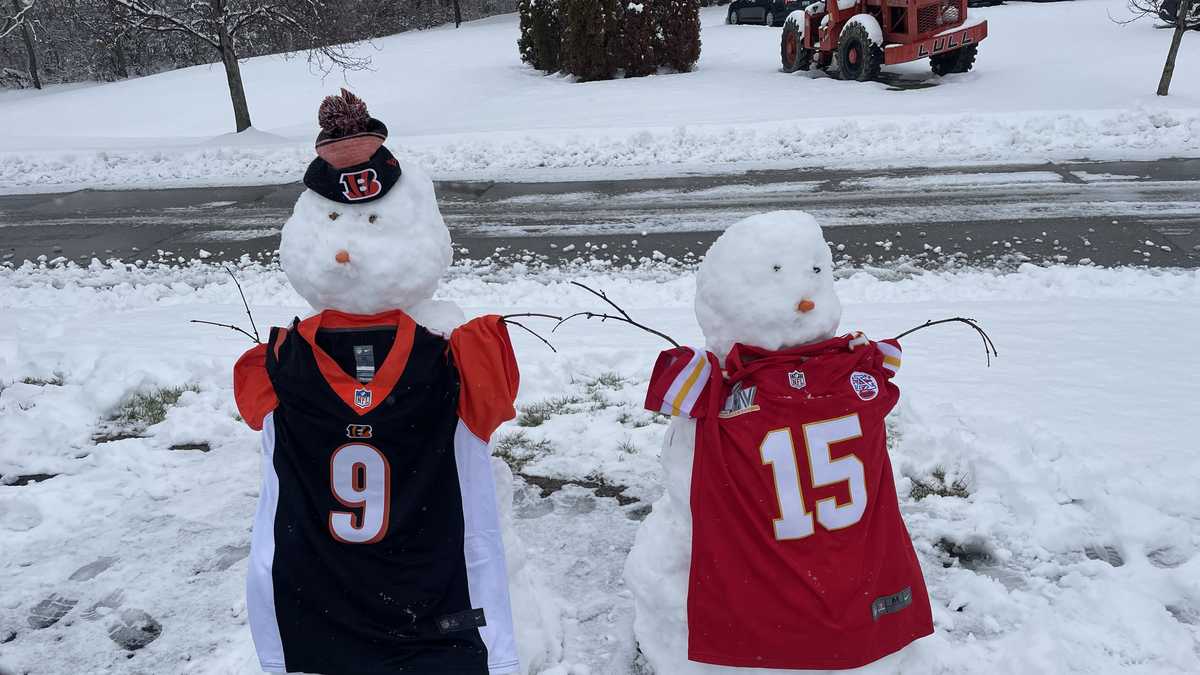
[368,214,378,224]
[772,264,782,272]
[812,266,822,274]
[328,212,340,221]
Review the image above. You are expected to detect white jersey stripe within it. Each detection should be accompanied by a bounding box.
[453,422,520,675]
[663,348,706,416]
[877,342,902,359]
[877,342,902,372]
[676,356,712,418]
[247,412,286,672]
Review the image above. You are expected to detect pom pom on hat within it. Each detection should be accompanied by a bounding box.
[318,88,371,137]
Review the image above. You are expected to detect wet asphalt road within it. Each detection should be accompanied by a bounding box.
[0,158,1198,268]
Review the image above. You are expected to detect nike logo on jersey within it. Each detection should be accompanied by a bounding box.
[871,587,913,621]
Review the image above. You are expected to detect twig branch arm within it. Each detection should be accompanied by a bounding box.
[894,317,998,367]
[224,265,261,344]
[501,313,564,322]
[554,312,681,348]
[555,282,680,348]
[502,319,557,353]
[190,320,261,344]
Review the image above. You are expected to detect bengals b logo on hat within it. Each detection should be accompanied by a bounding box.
[340,169,384,201]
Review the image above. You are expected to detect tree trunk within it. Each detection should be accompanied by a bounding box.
[1158,0,1192,96]
[453,0,463,27]
[112,36,128,79]
[217,23,252,131]
[13,0,40,89]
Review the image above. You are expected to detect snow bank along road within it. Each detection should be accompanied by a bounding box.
[1,2,1198,191]
[2,159,1198,269]
[1,261,1199,673]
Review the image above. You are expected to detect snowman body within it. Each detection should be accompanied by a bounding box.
[625,211,932,673]
[235,92,558,675]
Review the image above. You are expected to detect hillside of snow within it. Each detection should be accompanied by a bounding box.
[0,1,1198,192]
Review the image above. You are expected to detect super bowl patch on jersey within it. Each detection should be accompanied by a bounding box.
[850,372,879,401]
[719,382,759,418]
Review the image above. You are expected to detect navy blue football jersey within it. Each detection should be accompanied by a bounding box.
[235,309,520,675]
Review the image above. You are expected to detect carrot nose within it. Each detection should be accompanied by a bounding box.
[797,299,816,313]
[335,250,351,265]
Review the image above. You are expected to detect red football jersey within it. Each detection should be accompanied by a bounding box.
[645,334,933,670]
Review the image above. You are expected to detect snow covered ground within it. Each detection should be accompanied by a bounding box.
[1,258,1198,673]
[1,1,1198,193]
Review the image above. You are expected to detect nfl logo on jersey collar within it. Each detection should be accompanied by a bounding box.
[354,387,373,409]
[787,370,807,390]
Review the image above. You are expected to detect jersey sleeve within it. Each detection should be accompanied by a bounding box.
[876,338,902,378]
[644,346,720,419]
[233,343,277,431]
[449,315,520,442]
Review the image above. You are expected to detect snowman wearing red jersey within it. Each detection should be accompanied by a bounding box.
[232,90,557,675]
[624,211,933,673]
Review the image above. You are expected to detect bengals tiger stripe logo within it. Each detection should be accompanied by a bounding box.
[340,169,383,201]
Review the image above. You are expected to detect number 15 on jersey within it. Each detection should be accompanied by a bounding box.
[760,414,867,540]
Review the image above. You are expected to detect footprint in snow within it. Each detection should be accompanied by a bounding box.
[26,593,77,629]
[1166,604,1199,626]
[81,590,125,621]
[69,555,119,582]
[106,608,162,651]
[210,544,250,572]
[1148,546,1190,569]
[513,484,554,520]
[1083,543,1125,568]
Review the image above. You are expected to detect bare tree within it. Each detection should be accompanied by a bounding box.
[1,0,41,88]
[109,0,368,132]
[1125,0,1197,95]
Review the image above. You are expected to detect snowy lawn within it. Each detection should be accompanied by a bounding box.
[1,1,1198,192]
[1,259,1198,673]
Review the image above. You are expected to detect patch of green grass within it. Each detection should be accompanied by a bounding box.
[583,388,619,411]
[588,372,627,391]
[517,396,582,427]
[21,373,65,387]
[493,431,554,472]
[910,466,971,501]
[616,410,653,429]
[113,384,200,427]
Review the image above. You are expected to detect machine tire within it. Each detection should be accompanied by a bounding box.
[837,23,883,82]
[780,20,813,72]
[930,44,978,76]
[727,9,739,24]
[765,11,776,26]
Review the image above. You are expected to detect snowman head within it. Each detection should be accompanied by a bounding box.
[695,211,841,360]
[280,90,451,315]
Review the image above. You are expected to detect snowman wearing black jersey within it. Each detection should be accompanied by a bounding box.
[624,212,934,673]
[234,90,555,675]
